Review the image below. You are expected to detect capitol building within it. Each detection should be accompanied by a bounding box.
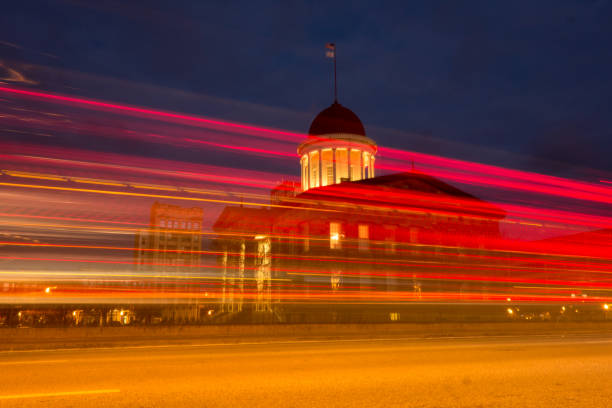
[212,94,506,323]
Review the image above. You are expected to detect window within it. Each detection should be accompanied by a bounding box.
[321,149,333,186]
[330,222,341,249]
[331,270,341,290]
[350,149,361,181]
[370,155,375,177]
[335,149,348,183]
[309,151,319,188]
[257,238,271,266]
[358,224,369,251]
[363,152,370,178]
[326,166,334,185]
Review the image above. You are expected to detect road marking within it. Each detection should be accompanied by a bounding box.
[2,332,611,355]
[0,359,67,365]
[0,389,120,400]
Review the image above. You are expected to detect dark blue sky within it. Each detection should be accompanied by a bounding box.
[2,0,612,178]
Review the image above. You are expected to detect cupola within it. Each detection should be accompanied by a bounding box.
[298,102,377,191]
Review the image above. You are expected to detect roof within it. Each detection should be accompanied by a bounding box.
[212,206,275,235]
[354,172,480,198]
[296,171,506,219]
[308,102,366,137]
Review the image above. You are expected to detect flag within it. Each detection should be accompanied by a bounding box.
[325,43,335,58]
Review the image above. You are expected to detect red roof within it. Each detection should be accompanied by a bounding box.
[297,171,506,219]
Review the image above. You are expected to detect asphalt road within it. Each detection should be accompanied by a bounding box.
[1,334,612,407]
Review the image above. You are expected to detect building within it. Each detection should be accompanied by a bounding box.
[213,100,508,323]
[135,202,204,273]
[134,202,204,322]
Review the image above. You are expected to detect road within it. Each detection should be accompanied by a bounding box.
[1,334,612,407]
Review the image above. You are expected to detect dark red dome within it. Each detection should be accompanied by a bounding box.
[308,102,366,136]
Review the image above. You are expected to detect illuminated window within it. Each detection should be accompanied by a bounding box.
[363,152,370,178]
[160,220,165,228]
[370,155,375,177]
[193,222,199,230]
[358,224,369,251]
[331,270,341,290]
[326,166,334,185]
[257,238,271,266]
[309,151,319,188]
[350,149,361,181]
[321,149,333,186]
[335,149,348,183]
[330,222,341,249]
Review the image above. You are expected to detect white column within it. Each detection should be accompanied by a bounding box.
[317,150,323,187]
[358,149,362,180]
[347,148,352,180]
[306,155,310,190]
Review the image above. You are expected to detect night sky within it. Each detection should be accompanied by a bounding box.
[2,0,612,179]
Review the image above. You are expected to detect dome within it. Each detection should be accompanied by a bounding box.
[308,102,366,137]
[298,100,377,192]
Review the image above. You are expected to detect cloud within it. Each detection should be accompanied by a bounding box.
[0,61,38,84]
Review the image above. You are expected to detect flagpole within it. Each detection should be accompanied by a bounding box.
[333,47,338,103]
[326,43,338,103]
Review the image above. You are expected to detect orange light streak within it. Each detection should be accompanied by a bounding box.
[0,181,336,212]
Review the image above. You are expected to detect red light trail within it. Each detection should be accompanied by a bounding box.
[1,85,610,320]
